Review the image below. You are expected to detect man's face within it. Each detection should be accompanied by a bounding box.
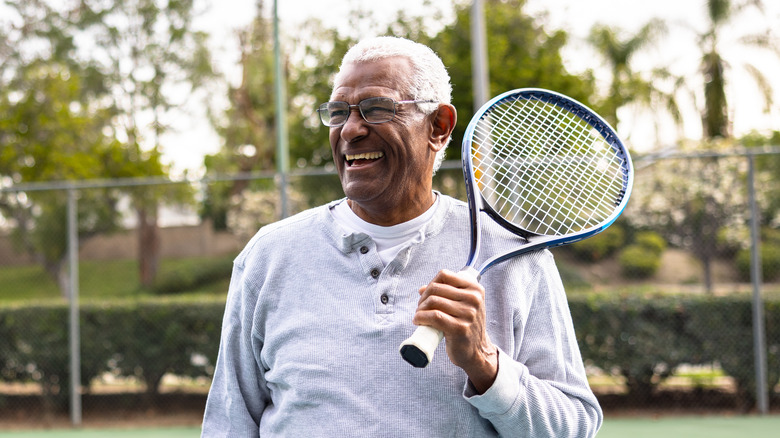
[329,57,438,223]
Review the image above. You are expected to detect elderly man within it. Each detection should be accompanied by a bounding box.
[202,36,602,437]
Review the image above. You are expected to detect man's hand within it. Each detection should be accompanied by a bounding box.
[413,269,498,394]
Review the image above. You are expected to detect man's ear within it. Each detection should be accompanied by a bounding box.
[429,104,457,152]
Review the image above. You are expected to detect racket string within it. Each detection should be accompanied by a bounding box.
[472,95,629,236]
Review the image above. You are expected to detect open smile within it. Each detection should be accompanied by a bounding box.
[345,151,384,167]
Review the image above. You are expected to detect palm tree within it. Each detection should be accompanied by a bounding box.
[698,0,774,139]
[587,18,682,137]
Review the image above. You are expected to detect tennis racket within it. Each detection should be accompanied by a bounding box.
[399,88,634,368]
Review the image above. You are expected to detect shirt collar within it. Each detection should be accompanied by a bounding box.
[323,191,453,255]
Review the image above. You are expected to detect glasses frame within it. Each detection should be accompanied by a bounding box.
[316,97,437,127]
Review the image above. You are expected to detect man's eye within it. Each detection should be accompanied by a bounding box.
[363,106,393,116]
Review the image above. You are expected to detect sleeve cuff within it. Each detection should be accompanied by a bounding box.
[463,348,524,416]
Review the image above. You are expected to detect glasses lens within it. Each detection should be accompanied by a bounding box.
[319,102,349,126]
[359,97,396,123]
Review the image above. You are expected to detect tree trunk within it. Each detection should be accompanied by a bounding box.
[43,258,69,299]
[702,256,713,294]
[138,205,160,288]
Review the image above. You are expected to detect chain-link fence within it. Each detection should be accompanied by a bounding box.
[1,150,779,426]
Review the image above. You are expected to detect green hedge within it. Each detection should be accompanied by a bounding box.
[617,231,666,279]
[736,243,780,282]
[569,292,780,409]
[1,293,778,411]
[0,296,225,410]
[618,245,661,278]
[569,225,626,262]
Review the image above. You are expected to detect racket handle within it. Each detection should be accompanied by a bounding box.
[399,267,480,368]
[399,326,444,368]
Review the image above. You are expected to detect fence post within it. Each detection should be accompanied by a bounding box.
[747,155,768,414]
[273,0,289,220]
[68,188,82,425]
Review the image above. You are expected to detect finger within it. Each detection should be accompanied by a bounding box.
[431,269,480,289]
[416,286,484,322]
[412,305,460,329]
[418,282,461,306]
[419,278,484,306]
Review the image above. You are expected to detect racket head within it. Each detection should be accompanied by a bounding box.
[462,88,633,261]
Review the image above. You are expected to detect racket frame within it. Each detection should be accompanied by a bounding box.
[463,88,633,275]
[399,88,634,368]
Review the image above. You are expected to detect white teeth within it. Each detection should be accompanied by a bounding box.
[346,152,384,161]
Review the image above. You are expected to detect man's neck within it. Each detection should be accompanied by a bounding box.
[347,191,437,226]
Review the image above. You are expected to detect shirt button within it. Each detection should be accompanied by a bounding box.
[360,246,369,254]
[380,294,389,305]
[370,268,380,279]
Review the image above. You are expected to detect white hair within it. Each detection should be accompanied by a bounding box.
[334,36,453,172]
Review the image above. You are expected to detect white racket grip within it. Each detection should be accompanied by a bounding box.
[399,325,444,368]
[399,267,480,368]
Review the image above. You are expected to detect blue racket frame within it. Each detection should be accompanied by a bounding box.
[462,88,634,275]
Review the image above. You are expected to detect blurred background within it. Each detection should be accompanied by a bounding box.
[0,0,779,430]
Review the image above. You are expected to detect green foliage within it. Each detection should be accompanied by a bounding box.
[734,227,780,282]
[587,18,677,128]
[697,1,774,139]
[553,257,592,290]
[151,256,234,295]
[627,142,748,292]
[3,293,778,412]
[0,257,232,302]
[0,63,128,295]
[0,296,225,413]
[0,303,72,410]
[569,292,780,406]
[569,225,626,262]
[741,133,780,220]
[201,0,599,228]
[685,294,780,410]
[735,243,780,282]
[425,0,597,158]
[570,293,699,401]
[0,0,209,294]
[618,230,666,278]
[96,299,224,397]
[634,231,668,254]
[619,245,661,278]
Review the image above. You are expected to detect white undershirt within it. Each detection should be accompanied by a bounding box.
[331,195,440,266]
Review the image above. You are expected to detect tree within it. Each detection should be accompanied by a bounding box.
[627,0,779,291]
[627,140,752,293]
[0,61,125,297]
[201,0,601,229]
[0,0,208,291]
[201,3,358,228]
[741,130,780,225]
[68,0,213,286]
[587,19,682,137]
[0,1,136,298]
[696,0,775,139]
[423,0,598,157]
[201,0,284,230]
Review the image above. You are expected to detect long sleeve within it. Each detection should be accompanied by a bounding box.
[465,250,602,437]
[201,260,269,437]
[200,196,602,437]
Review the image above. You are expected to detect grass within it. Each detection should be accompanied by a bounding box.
[0,264,62,301]
[0,256,232,303]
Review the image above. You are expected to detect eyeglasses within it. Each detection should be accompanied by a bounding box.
[316,97,437,127]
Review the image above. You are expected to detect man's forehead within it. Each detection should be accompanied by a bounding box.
[332,57,413,96]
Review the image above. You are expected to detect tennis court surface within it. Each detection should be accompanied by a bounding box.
[1,416,779,437]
